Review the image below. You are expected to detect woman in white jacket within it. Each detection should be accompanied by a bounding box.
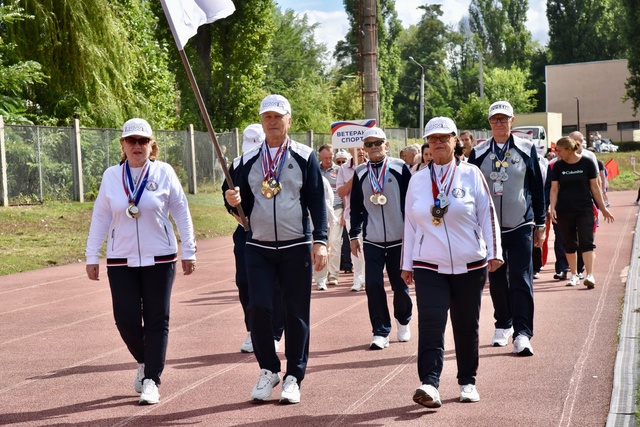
[85,118,196,405]
[401,117,502,409]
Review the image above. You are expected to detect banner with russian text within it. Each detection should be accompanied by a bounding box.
[330,119,376,149]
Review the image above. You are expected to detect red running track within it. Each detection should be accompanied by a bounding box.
[0,190,636,427]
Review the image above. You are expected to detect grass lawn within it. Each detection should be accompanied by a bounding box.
[0,188,236,276]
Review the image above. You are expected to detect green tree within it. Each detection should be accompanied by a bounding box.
[456,66,536,129]
[0,4,46,124]
[546,0,624,65]
[5,0,169,127]
[449,17,481,111]
[395,5,453,128]
[620,0,640,114]
[183,0,275,131]
[469,0,533,70]
[334,0,402,126]
[264,8,328,94]
[331,75,364,121]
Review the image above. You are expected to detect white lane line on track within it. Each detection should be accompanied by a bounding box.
[0,274,87,295]
[326,353,418,427]
[557,208,632,427]
[110,291,373,425]
[0,297,242,396]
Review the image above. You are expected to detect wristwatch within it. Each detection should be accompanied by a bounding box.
[536,225,546,231]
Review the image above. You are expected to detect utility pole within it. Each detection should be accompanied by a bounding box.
[362,0,379,124]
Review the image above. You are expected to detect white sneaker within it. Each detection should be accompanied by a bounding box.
[584,274,596,289]
[396,319,411,342]
[566,274,580,287]
[459,384,480,402]
[369,335,389,350]
[139,379,160,405]
[279,375,301,404]
[413,384,441,408]
[240,332,254,353]
[351,280,364,292]
[512,334,534,356]
[491,327,513,347]
[250,369,281,401]
[317,280,327,291]
[327,276,339,286]
[134,363,144,393]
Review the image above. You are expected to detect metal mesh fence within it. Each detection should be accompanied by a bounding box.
[0,122,489,206]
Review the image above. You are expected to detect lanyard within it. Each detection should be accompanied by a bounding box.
[261,138,290,182]
[122,160,150,206]
[367,157,389,195]
[491,139,510,171]
[430,160,456,207]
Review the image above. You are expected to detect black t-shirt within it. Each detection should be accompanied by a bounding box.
[551,156,598,214]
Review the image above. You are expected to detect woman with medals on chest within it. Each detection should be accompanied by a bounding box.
[401,117,503,409]
[85,118,197,406]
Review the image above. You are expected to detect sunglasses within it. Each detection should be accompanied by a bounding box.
[124,136,151,146]
[426,134,452,144]
[363,139,385,148]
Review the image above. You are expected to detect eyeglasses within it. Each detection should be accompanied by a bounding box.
[363,139,385,148]
[426,134,452,144]
[488,116,511,124]
[124,136,151,146]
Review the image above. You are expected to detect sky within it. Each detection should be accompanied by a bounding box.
[275,0,549,59]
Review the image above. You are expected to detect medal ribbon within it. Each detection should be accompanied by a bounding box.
[367,157,389,195]
[430,160,456,207]
[122,160,150,206]
[491,139,510,171]
[261,138,290,182]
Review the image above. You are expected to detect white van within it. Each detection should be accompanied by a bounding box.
[511,126,548,156]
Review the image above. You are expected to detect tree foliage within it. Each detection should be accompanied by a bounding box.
[0,4,46,124]
[469,0,533,70]
[546,0,624,65]
[456,66,536,129]
[4,0,175,127]
[395,5,453,128]
[334,0,402,126]
[619,0,640,114]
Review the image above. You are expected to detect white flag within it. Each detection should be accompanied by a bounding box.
[161,0,236,51]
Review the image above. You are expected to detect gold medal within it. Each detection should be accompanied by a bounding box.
[501,160,509,168]
[261,180,274,198]
[377,194,387,205]
[370,194,379,205]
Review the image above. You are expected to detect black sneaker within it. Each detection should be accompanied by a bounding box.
[553,271,567,280]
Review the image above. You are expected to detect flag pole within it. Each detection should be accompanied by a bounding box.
[159,0,248,231]
[177,50,249,231]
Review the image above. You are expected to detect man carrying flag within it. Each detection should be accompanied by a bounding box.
[225,95,328,404]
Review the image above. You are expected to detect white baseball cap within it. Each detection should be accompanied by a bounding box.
[423,117,458,138]
[488,101,514,118]
[242,124,265,153]
[335,150,351,160]
[122,118,153,138]
[259,94,292,116]
[362,127,386,140]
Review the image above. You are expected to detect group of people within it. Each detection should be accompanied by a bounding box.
[83,96,615,410]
